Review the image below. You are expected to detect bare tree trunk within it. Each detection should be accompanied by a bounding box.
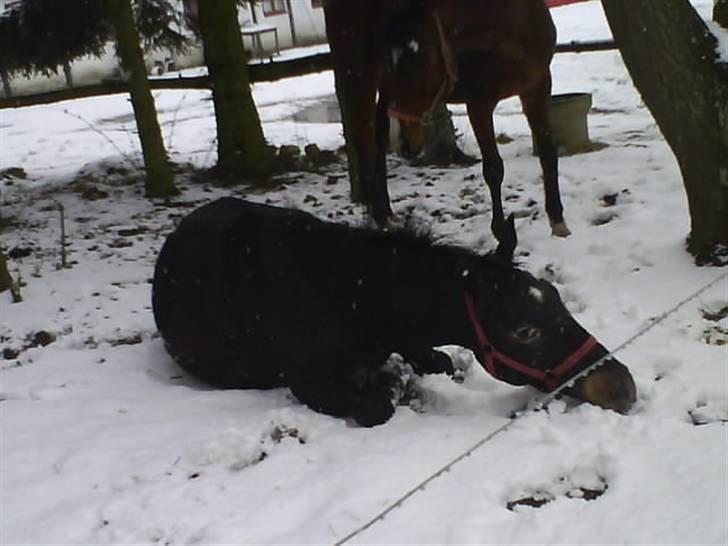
[62,61,74,88]
[715,0,728,28]
[0,248,12,294]
[198,0,273,182]
[602,0,728,264]
[1,68,11,98]
[398,104,476,166]
[108,0,178,198]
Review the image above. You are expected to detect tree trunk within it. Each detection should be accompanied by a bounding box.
[62,61,74,88]
[715,0,728,28]
[198,0,273,182]
[1,68,11,98]
[601,0,728,264]
[108,0,177,198]
[0,247,12,295]
[396,104,477,166]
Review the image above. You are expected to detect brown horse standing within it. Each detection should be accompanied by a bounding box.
[324,0,570,255]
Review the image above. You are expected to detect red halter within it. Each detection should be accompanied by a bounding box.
[464,292,598,391]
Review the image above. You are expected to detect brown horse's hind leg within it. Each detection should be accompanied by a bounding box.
[466,99,514,252]
[521,75,570,237]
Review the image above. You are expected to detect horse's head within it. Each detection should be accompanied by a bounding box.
[465,263,636,414]
[383,9,454,126]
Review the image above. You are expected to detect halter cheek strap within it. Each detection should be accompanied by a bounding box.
[464,292,598,391]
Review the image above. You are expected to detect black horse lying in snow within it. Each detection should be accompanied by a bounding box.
[152,198,635,426]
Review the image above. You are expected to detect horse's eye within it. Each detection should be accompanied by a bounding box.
[513,325,541,344]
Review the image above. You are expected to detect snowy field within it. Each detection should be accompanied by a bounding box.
[1,1,727,544]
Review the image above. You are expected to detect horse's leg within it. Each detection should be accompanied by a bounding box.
[467,99,516,256]
[402,347,454,375]
[520,74,570,237]
[266,275,401,426]
[342,70,392,226]
[372,88,393,225]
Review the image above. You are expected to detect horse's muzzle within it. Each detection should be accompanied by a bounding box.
[562,358,636,414]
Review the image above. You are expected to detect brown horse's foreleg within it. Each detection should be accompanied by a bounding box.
[466,100,514,252]
[349,91,392,226]
[372,90,393,225]
[521,76,570,237]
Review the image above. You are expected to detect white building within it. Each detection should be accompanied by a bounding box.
[0,0,22,13]
[1,0,328,98]
[240,0,327,53]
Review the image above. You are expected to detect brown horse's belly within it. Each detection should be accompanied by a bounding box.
[449,52,550,104]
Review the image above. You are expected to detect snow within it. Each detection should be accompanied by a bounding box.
[707,20,728,62]
[1,1,726,545]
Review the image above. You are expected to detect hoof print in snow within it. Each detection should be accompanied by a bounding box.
[108,333,143,347]
[29,330,56,347]
[116,226,148,237]
[108,238,134,249]
[71,181,110,201]
[506,475,608,511]
[701,304,727,346]
[3,347,20,361]
[601,189,630,208]
[506,495,552,510]
[8,246,34,259]
[591,211,618,227]
[2,331,56,362]
[688,399,728,426]
[0,166,28,181]
[268,423,306,445]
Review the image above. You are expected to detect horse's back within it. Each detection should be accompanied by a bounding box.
[152,198,398,389]
[152,198,287,389]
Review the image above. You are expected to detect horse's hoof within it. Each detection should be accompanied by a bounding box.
[368,211,398,231]
[353,391,396,427]
[384,215,400,231]
[551,222,571,238]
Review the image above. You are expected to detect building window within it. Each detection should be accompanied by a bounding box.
[262,0,286,16]
[311,0,323,7]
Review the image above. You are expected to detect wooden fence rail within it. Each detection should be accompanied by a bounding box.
[0,41,616,110]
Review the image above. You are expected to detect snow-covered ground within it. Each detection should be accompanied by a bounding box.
[1,1,726,544]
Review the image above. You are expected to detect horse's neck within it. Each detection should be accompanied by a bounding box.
[386,244,480,351]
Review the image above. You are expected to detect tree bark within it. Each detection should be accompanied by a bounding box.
[396,104,477,166]
[1,68,11,98]
[198,0,273,182]
[0,247,12,295]
[62,61,74,88]
[108,0,177,198]
[602,0,728,264]
[715,0,728,28]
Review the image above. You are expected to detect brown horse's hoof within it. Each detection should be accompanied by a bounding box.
[550,221,571,238]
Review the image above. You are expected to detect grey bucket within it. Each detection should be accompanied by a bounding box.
[533,92,593,155]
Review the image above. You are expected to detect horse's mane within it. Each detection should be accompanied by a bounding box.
[370,208,517,271]
[383,0,429,48]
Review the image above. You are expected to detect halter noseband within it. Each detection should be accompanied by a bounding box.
[388,12,458,126]
[463,292,598,391]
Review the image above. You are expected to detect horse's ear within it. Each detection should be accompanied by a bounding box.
[495,214,517,262]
